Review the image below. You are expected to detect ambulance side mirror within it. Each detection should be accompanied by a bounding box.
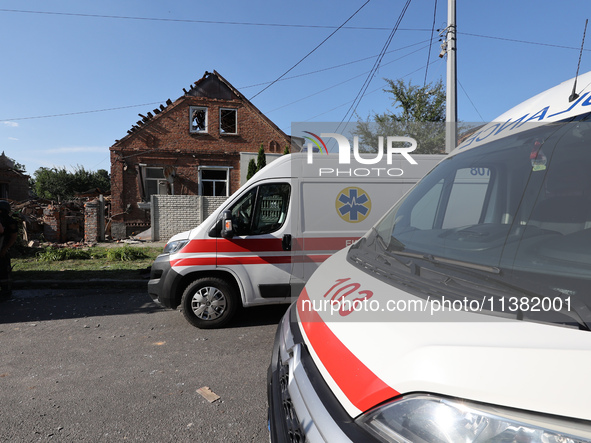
[220,210,234,239]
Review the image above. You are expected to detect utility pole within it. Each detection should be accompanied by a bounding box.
[445,0,457,153]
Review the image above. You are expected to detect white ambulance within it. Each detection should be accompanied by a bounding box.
[148,152,442,328]
[268,72,591,442]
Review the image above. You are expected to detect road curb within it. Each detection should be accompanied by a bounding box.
[13,279,149,290]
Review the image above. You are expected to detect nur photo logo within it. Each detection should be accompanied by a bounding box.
[301,131,419,178]
[303,132,418,165]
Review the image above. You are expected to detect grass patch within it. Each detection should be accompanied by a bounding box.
[36,247,95,261]
[13,245,162,282]
[106,246,150,262]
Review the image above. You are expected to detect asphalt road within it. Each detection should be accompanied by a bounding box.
[0,287,289,442]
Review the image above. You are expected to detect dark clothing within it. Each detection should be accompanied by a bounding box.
[0,212,18,237]
[0,212,18,292]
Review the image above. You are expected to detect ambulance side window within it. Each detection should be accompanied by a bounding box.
[409,180,443,229]
[230,188,256,236]
[408,168,493,230]
[441,167,492,228]
[229,183,290,236]
[252,183,291,235]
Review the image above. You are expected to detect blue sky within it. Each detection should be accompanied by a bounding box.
[1,0,590,177]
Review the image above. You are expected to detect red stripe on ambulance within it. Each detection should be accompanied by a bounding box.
[297,289,399,412]
[179,237,359,255]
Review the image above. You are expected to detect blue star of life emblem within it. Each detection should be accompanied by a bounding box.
[336,187,371,223]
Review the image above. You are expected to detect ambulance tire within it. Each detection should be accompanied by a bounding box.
[181,277,239,329]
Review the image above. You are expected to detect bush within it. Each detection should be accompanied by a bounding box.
[105,246,148,262]
[35,246,148,262]
[36,247,92,261]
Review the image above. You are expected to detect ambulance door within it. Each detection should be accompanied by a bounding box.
[217,180,293,304]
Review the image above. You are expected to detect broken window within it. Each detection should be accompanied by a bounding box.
[190,106,208,133]
[199,167,230,196]
[220,108,237,134]
[142,166,167,201]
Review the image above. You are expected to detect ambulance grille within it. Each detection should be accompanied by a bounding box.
[279,362,305,443]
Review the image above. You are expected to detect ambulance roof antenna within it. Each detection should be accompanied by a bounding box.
[569,18,588,103]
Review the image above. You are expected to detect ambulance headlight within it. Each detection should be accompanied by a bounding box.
[357,394,591,443]
[163,240,189,254]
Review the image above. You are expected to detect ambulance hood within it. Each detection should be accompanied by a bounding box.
[166,229,191,243]
[297,248,591,421]
[455,70,591,154]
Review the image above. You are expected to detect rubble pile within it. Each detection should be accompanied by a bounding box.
[11,199,108,246]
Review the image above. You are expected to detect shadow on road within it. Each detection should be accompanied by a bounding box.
[231,304,290,328]
[0,288,290,329]
[0,288,161,325]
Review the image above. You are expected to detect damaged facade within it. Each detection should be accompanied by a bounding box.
[109,71,292,239]
[0,152,30,201]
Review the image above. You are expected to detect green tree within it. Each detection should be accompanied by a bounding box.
[33,166,111,201]
[256,144,267,170]
[356,78,446,154]
[246,145,267,180]
[246,158,258,180]
[246,145,269,180]
[91,169,111,192]
[34,167,71,201]
[384,78,445,122]
[283,145,290,155]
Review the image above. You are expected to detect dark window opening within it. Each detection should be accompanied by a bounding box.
[220,109,237,134]
[200,168,229,196]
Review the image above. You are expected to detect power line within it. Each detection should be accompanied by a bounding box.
[240,39,432,89]
[0,102,165,122]
[0,8,425,31]
[338,0,414,131]
[2,28,586,124]
[282,59,440,132]
[460,31,591,52]
[2,8,588,51]
[458,80,484,121]
[249,0,372,100]
[0,39,434,123]
[266,43,433,114]
[424,0,438,86]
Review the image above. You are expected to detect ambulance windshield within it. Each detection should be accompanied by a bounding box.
[351,117,591,328]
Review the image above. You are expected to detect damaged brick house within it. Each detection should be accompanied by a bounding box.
[0,152,30,201]
[109,71,292,239]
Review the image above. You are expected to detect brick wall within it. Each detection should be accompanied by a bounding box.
[84,200,99,243]
[43,205,62,243]
[151,195,228,241]
[42,204,88,243]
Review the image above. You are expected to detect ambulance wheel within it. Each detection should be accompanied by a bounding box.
[181,277,239,329]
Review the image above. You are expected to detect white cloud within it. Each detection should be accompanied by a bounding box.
[2,121,18,128]
[7,137,18,141]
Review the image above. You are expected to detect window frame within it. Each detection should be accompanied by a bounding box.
[140,165,167,202]
[198,166,231,197]
[229,182,291,236]
[219,108,238,135]
[189,106,208,134]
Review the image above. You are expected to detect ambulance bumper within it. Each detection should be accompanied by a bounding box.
[267,304,378,442]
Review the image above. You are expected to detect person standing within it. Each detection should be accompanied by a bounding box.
[0,201,18,299]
